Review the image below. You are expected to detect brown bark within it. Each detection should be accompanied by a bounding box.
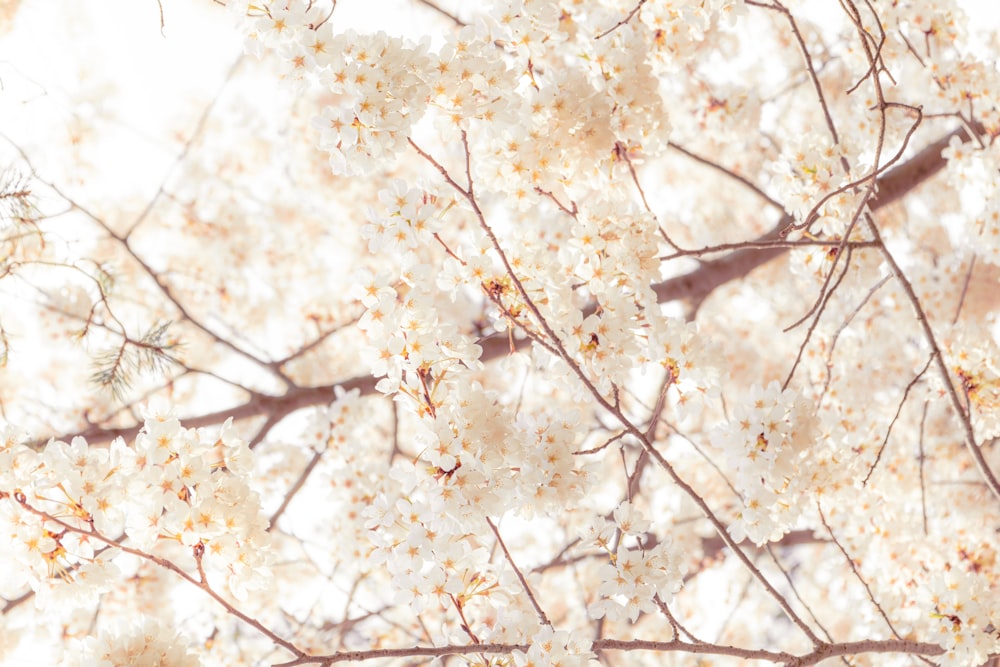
[57,126,973,447]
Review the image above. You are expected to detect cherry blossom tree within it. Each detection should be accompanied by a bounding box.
[2,0,1000,665]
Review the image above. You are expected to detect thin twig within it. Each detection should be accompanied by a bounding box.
[268,448,326,530]
[615,141,679,250]
[951,254,976,325]
[818,274,891,403]
[412,0,466,27]
[666,141,786,211]
[765,546,838,642]
[596,0,647,39]
[766,1,843,150]
[918,401,930,535]
[155,0,166,36]
[486,517,551,627]
[862,354,934,486]
[817,503,901,639]
[782,245,856,390]
[660,238,877,261]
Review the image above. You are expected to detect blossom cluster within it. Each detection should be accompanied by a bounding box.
[588,501,682,624]
[770,132,859,229]
[353,261,484,399]
[7,0,1000,664]
[0,407,271,608]
[925,572,1000,667]
[61,618,201,667]
[942,136,1000,266]
[244,0,514,176]
[361,383,597,613]
[711,382,819,544]
[942,327,1000,440]
[647,317,722,414]
[512,625,598,667]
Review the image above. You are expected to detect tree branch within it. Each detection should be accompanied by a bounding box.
[45,126,975,450]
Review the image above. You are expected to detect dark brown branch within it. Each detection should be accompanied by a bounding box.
[45,127,975,449]
[653,125,976,308]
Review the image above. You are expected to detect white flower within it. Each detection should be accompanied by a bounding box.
[513,626,598,667]
[61,618,202,667]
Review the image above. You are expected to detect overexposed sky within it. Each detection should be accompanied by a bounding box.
[2,0,998,200]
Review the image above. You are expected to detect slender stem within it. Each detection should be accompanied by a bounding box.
[486,517,551,627]
[817,503,900,639]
